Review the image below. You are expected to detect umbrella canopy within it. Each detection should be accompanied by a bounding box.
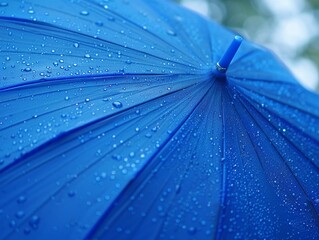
[1,0,319,239]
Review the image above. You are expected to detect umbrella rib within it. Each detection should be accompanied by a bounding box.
[0,17,199,70]
[0,49,190,73]
[32,0,201,66]
[0,88,192,188]
[0,82,202,164]
[0,99,190,240]
[235,85,319,138]
[142,0,209,64]
[110,84,216,238]
[232,91,319,219]
[234,84,319,119]
[82,0,206,65]
[0,76,199,131]
[0,74,201,106]
[0,76,183,104]
[229,75,298,85]
[214,90,227,240]
[99,135,200,239]
[237,83,319,167]
[0,73,204,92]
[0,80,205,175]
[238,93,319,170]
[87,84,217,238]
[151,140,202,240]
[0,83,209,240]
[150,87,219,239]
[85,82,214,239]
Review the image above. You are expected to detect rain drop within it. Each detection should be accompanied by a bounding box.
[17,195,27,204]
[112,101,123,108]
[0,2,8,7]
[95,21,104,27]
[145,133,152,138]
[80,10,89,16]
[166,29,176,36]
[68,191,76,198]
[24,228,31,235]
[29,215,40,229]
[9,220,16,228]
[84,53,91,58]
[108,16,115,21]
[23,67,32,72]
[188,227,197,235]
[15,211,25,219]
[73,43,79,48]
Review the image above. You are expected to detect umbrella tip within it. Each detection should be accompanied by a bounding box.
[215,35,243,74]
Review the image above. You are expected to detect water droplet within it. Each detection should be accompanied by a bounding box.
[108,16,115,21]
[175,184,181,194]
[68,191,76,198]
[24,228,31,235]
[80,10,89,16]
[85,98,90,102]
[29,215,40,229]
[28,9,34,14]
[95,21,104,27]
[112,101,123,108]
[23,67,32,72]
[188,226,197,235]
[0,2,8,7]
[15,211,25,219]
[166,29,176,36]
[9,220,16,228]
[145,133,152,138]
[73,43,79,48]
[84,53,91,58]
[17,195,27,204]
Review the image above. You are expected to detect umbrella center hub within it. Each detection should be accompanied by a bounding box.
[214,35,243,76]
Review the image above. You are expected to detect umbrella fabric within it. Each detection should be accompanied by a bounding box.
[0,0,319,239]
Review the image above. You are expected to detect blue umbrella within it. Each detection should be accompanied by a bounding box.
[0,0,319,239]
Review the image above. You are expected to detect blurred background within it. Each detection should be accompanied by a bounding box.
[175,0,319,92]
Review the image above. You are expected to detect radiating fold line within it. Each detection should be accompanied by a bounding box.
[229,89,319,219]
[236,91,319,171]
[0,17,199,70]
[0,80,208,175]
[1,92,198,240]
[85,81,214,239]
[82,0,206,65]
[234,84,319,119]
